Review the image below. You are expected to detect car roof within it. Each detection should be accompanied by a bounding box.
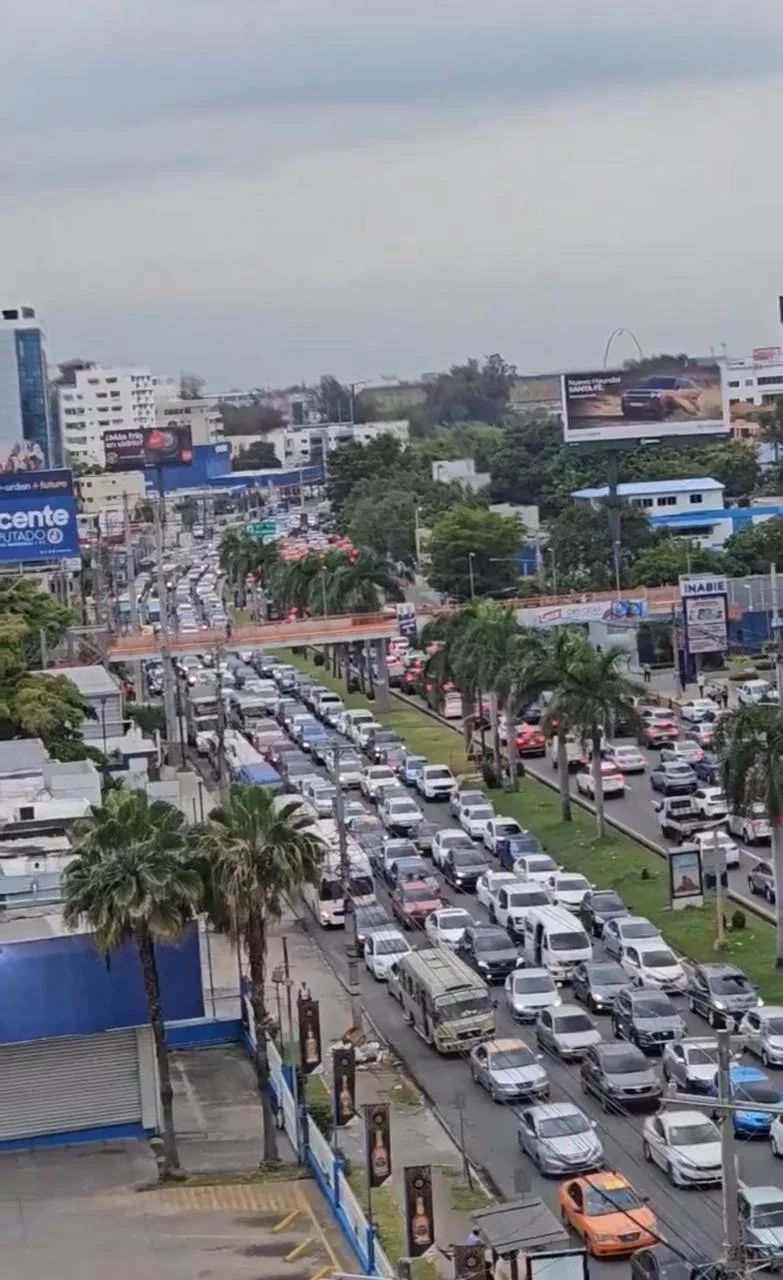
[660,1109,712,1126]
[741,1185,783,1204]
[487,1038,525,1053]
[526,1100,583,1119]
[696,962,743,976]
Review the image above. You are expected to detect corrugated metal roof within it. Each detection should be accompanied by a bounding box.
[572,477,724,499]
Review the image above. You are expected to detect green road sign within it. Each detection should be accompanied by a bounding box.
[246,520,276,538]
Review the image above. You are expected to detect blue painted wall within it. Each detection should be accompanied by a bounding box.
[0,924,204,1045]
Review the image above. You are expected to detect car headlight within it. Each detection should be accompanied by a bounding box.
[478,961,489,969]
[713,1000,725,1011]
[592,1234,617,1243]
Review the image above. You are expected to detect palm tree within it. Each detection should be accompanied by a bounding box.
[715,705,783,964]
[197,785,324,1162]
[327,548,402,614]
[421,606,481,751]
[449,601,518,776]
[62,791,201,1178]
[543,638,642,838]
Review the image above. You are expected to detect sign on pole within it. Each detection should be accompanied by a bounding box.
[679,575,728,657]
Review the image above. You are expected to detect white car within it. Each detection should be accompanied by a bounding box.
[505,968,563,1022]
[416,764,456,801]
[692,786,728,820]
[603,743,646,774]
[364,929,411,980]
[642,1110,722,1186]
[449,788,486,820]
[476,869,519,910]
[547,872,591,912]
[381,795,424,831]
[424,907,473,948]
[301,777,337,818]
[490,882,552,934]
[460,803,495,840]
[619,940,687,992]
[603,916,662,959]
[514,853,560,884]
[575,764,626,798]
[548,733,586,770]
[727,804,771,845]
[740,1006,783,1068]
[680,698,720,724]
[360,765,398,802]
[737,679,778,707]
[432,828,474,872]
[483,818,525,856]
[356,720,383,750]
[691,828,741,869]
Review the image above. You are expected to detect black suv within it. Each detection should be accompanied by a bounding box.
[611,988,684,1053]
[685,963,761,1030]
[578,890,628,938]
[457,925,519,983]
[443,846,488,893]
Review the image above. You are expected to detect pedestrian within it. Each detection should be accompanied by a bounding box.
[642,663,651,685]
[466,1228,482,1246]
[697,672,705,697]
[298,981,311,1002]
[722,685,730,709]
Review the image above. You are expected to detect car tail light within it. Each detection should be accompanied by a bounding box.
[614,774,625,784]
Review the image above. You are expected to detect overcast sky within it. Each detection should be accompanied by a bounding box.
[5,0,783,388]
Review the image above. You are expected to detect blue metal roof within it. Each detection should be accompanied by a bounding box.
[572,478,724,499]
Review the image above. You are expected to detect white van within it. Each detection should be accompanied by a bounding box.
[337,708,376,740]
[523,904,592,982]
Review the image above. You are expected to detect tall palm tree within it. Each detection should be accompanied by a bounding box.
[327,548,403,614]
[421,606,481,751]
[197,785,324,1162]
[62,791,201,1179]
[715,705,783,964]
[450,601,523,778]
[543,638,642,838]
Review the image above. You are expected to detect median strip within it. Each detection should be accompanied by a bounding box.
[280,649,783,1004]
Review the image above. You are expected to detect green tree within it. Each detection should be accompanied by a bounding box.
[715,706,783,964]
[547,502,656,591]
[427,506,522,601]
[450,601,520,776]
[197,786,323,1161]
[62,791,202,1177]
[629,539,728,587]
[420,606,483,751]
[346,489,417,566]
[219,529,279,591]
[724,518,783,577]
[231,441,282,470]
[543,638,642,838]
[179,373,205,401]
[423,354,517,425]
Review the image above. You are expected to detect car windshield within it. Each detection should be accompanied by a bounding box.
[765,1019,783,1035]
[496,821,521,834]
[514,974,556,994]
[390,801,418,813]
[751,1204,783,1228]
[554,1014,593,1034]
[550,932,588,952]
[439,912,471,930]
[668,1122,717,1146]
[589,965,626,985]
[635,997,673,1017]
[605,1050,647,1072]
[475,932,511,951]
[468,808,493,821]
[490,1047,535,1069]
[375,937,407,956]
[538,1113,591,1139]
[426,768,451,779]
[402,886,435,903]
[356,908,388,929]
[710,973,752,995]
[509,890,549,907]
[341,755,361,769]
[453,850,483,867]
[594,894,624,912]
[395,859,427,876]
[685,1046,717,1065]
[435,992,492,1020]
[350,875,374,898]
[558,877,589,892]
[667,765,693,777]
[584,1186,642,1216]
[527,857,556,873]
[460,793,484,807]
[735,1081,782,1105]
[622,921,657,939]
[641,950,677,968]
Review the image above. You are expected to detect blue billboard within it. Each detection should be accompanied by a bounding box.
[0,469,78,563]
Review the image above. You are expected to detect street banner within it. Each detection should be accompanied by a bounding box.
[453,1245,485,1278]
[332,1045,356,1127]
[403,1165,434,1258]
[363,1102,391,1188]
[297,998,322,1075]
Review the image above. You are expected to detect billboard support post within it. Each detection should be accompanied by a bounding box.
[153,493,180,766]
[606,452,622,597]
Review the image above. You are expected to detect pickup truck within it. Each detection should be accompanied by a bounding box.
[654,796,718,843]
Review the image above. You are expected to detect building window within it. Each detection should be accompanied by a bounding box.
[758,376,783,387]
[689,493,703,504]
[729,398,740,405]
[745,379,754,386]
[728,380,740,388]
[656,496,677,507]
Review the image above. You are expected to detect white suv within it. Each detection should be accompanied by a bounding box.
[416,764,456,801]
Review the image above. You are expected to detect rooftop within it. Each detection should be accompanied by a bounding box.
[572,478,725,499]
[0,739,48,775]
[46,666,120,698]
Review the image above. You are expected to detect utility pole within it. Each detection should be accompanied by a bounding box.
[771,562,783,703]
[330,743,361,1027]
[718,1029,743,1277]
[153,492,180,766]
[215,642,230,801]
[124,491,142,701]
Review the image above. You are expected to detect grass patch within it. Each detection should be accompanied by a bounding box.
[139,1165,309,1190]
[229,605,254,629]
[284,650,783,1005]
[347,1165,439,1280]
[449,1178,492,1214]
[378,1078,422,1112]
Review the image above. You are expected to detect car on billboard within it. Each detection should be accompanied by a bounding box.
[619,375,702,421]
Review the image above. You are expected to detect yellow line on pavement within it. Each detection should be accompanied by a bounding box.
[286,1235,316,1262]
[273,1208,302,1234]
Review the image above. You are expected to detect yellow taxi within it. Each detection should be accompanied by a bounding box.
[557,1171,657,1256]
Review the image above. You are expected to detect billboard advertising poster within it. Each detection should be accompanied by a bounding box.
[562,361,726,444]
[297,997,322,1075]
[363,1102,392,1188]
[332,1045,356,1127]
[0,469,78,563]
[403,1165,435,1258]
[669,847,703,910]
[104,426,194,471]
[683,595,728,655]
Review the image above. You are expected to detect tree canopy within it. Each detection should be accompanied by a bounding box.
[426,506,522,601]
[421,354,517,426]
[231,440,281,470]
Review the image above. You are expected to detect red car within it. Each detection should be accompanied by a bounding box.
[515,724,546,757]
[391,879,443,930]
[638,717,679,748]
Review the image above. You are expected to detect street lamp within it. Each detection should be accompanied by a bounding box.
[320,566,329,617]
[467,552,476,603]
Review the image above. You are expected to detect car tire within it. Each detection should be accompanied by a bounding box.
[667,1161,680,1187]
[642,1139,651,1162]
[749,878,757,894]
[772,1137,782,1160]
[612,1019,622,1039]
[708,1008,718,1029]
[763,1049,771,1069]
[688,995,697,1014]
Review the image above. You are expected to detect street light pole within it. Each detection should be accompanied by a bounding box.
[467,552,476,603]
[330,743,361,1027]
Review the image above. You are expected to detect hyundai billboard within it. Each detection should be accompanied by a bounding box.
[0,469,78,563]
[562,360,727,444]
[104,425,193,471]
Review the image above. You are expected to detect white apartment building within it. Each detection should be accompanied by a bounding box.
[278,419,409,467]
[155,396,224,447]
[723,352,783,441]
[572,477,725,514]
[59,366,156,467]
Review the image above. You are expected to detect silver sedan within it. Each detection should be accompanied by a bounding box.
[469,1038,550,1103]
[517,1101,604,1175]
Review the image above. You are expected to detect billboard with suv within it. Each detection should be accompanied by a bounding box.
[562,359,726,444]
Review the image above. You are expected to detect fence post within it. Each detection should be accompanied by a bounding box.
[333,1155,344,1209]
[366,1222,377,1275]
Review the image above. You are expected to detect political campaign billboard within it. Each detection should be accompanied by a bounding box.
[0,469,78,563]
[104,426,193,471]
[562,360,726,444]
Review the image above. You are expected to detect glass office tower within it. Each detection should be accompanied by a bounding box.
[0,305,56,468]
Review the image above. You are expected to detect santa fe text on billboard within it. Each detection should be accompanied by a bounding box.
[0,469,79,564]
[562,360,727,444]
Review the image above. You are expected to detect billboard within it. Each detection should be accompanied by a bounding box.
[520,599,647,628]
[104,426,193,471]
[753,346,782,364]
[562,360,726,444]
[0,468,78,563]
[679,574,728,655]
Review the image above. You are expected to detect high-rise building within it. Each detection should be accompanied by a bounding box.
[0,304,55,468]
[58,366,157,468]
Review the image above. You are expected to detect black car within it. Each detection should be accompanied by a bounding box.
[580,1042,662,1112]
[311,732,340,766]
[497,833,544,871]
[632,1246,723,1280]
[354,904,392,956]
[457,925,519,983]
[571,961,629,1014]
[611,988,684,1052]
[685,963,761,1029]
[409,820,438,856]
[578,889,629,938]
[443,846,488,893]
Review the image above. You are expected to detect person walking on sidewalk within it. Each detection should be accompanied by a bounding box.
[721,685,730,709]
[642,663,651,685]
[697,672,705,697]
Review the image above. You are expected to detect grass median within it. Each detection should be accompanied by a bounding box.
[280,649,783,1004]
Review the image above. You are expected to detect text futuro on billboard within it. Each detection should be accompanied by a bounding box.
[0,469,78,563]
[562,360,727,445]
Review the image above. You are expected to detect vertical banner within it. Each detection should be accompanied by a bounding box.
[403,1165,435,1258]
[453,1245,485,1279]
[332,1046,356,1126]
[297,998,322,1075]
[363,1102,392,1187]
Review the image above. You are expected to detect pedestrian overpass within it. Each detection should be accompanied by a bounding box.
[107,611,399,661]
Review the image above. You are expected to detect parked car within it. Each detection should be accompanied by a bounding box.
[360,765,398,802]
[638,712,680,747]
[424,906,473,948]
[728,804,771,845]
[740,1006,783,1068]
[685,963,761,1029]
[449,787,486,820]
[603,743,646,774]
[737,1185,783,1264]
[354,904,393,956]
[611,988,685,1052]
[399,754,427,786]
[460,802,495,840]
[557,1169,657,1257]
[579,890,629,939]
[505,968,562,1022]
[513,852,560,884]
[547,872,591,911]
[535,1005,601,1060]
[748,860,776,902]
[619,940,687,993]
[737,679,778,707]
[496,832,545,870]
[706,1065,783,1136]
[571,960,630,1014]
[416,764,456,801]
[517,1101,603,1175]
[490,882,552,937]
[692,786,727,819]
[457,925,519,982]
[580,1042,663,1111]
[442,845,488,892]
[391,879,443,930]
[483,817,526,857]
[575,763,626,799]
[641,1110,721,1186]
[650,761,697,795]
[380,794,424,833]
[469,1037,550,1102]
[680,698,720,723]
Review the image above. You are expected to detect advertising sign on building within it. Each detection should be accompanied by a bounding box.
[0,469,78,563]
[522,599,647,628]
[562,360,726,445]
[104,426,193,471]
[753,346,782,364]
[679,574,728,598]
[679,574,728,655]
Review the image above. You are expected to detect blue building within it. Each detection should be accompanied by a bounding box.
[143,443,322,494]
[0,304,56,467]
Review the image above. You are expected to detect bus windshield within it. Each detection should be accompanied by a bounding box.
[434,991,492,1022]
